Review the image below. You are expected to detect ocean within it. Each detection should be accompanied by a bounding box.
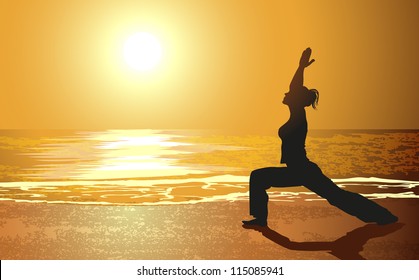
[0,129,418,205]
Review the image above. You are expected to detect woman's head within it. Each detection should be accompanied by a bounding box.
[283,86,319,109]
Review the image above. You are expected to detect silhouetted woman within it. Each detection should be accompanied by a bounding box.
[243,48,398,227]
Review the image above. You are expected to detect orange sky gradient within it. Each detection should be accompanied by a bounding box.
[1,0,418,131]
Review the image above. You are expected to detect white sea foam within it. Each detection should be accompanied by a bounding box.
[0,176,417,205]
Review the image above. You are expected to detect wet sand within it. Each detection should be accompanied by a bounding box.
[0,199,418,260]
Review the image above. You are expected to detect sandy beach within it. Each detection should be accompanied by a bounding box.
[1,199,417,260]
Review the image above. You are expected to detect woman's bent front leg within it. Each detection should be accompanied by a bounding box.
[249,167,302,221]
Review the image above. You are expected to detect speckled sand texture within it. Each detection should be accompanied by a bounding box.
[1,199,418,260]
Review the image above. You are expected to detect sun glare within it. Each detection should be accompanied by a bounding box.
[123,32,162,72]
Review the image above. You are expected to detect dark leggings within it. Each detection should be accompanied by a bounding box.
[249,161,396,223]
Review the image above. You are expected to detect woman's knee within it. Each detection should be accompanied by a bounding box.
[250,169,272,190]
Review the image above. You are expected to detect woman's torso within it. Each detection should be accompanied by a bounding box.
[278,118,309,165]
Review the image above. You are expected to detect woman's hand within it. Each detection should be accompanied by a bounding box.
[299,48,315,68]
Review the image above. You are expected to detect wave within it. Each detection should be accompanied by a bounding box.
[0,175,417,205]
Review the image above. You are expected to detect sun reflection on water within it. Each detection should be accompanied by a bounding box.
[23,130,211,181]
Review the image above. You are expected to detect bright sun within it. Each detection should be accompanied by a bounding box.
[123,32,162,72]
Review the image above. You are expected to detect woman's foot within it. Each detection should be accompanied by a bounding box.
[242,218,267,227]
[376,214,398,225]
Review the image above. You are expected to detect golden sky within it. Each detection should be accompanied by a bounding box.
[1,0,418,130]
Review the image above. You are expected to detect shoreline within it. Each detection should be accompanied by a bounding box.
[1,199,418,260]
[1,175,417,206]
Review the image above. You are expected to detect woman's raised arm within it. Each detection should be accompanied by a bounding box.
[289,48,315,91]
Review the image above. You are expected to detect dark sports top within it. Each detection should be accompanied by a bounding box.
[278,118,309,165]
